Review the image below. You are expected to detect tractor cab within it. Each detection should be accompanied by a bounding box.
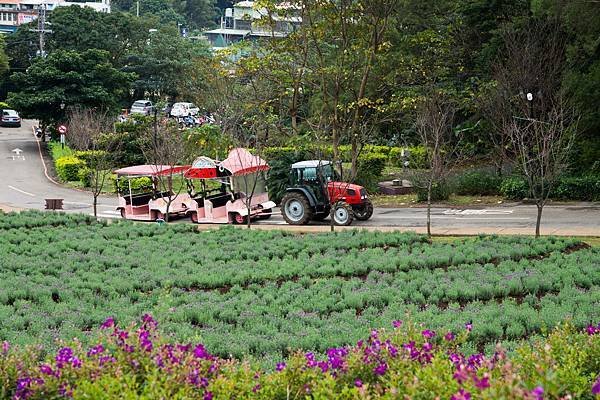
[282,160,374,226]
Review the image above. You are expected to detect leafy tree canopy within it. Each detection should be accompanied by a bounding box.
[8,49,134,127]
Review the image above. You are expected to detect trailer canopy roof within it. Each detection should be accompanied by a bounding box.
[114,165,190,177]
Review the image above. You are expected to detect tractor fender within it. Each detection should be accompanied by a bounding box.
[284,187,317,207]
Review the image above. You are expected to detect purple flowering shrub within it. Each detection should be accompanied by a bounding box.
[1,317,598,399]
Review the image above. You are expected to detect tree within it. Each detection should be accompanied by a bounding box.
[488,17,578,237]
[47,7,155,67]
[414,93,460,237]
[8,49,133,135]
[124,27,210,99]
[67,107,120,217]
[142,117,188,223]
[0,35,10,78]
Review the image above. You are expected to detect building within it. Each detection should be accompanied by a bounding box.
[0,0,109,33]
[203,1,301,50]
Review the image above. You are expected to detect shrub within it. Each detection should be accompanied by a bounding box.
[453,170,502,196]
[500,176,529,200]
[55,156,86,182]
[552,175,600,201]
[111,176,153,194]
[77,167,92,187]
[415,180,451,202]
[355,153,387,192]
[73,150,108,168]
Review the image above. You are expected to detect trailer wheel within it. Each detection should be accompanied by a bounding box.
[190,212,198,223]
[155,212,165,221]
[281,192,313,225]
[333,202,353,226]
[233,213,247,224]
[353,200,374,221]
[119,209,126,219]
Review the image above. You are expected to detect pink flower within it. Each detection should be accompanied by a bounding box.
[40,364,55,376]
[1,341,9,354]
[421,329,435,339]
[392,320,403,328]
[100,317,115,329]
[355,379,363,387]
[451,388,471,400]
[592,376,600,395]
[374,362,387,376]
[203,391,213,400]
[276,362,286,372]
[445,332,455,341]
[474,375,490,390]
[465,321,473,332]
[531,386,544,400]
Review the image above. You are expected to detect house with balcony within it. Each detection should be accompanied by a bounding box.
[203,0,301,50]
[0,0,109,33]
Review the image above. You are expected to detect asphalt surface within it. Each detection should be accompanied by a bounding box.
[1,121,599,235]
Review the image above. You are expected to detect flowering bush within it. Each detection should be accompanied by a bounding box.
[1,316,598,400]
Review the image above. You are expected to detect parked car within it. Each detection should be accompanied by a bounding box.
[130,100,154,115]
[170,102,200,117]
[1,109,21,127]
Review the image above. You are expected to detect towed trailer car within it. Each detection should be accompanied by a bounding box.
[114,165,191,221]
[183,148,276,224]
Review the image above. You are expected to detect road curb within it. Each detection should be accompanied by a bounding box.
[193,223,600,237]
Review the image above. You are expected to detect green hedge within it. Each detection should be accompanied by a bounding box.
[499,175,600,201]
[355,153,388,191]
[453,170,502,196]
[55,156,86,182]
[552,175,600,201]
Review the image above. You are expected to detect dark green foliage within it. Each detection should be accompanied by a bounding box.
[8,49,133,127]
[264,148,309,203]
[453,169,502,196]
[416,181,451,202]
[355,153,387,192]
[552,175,600,201]
[500,176,529,200]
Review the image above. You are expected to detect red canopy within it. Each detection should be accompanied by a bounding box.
[219,148,270,176]
[114,165,190,177]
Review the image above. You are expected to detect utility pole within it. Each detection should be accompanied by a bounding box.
[29,3,52,58]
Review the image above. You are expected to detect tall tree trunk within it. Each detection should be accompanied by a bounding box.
[535,203,543,238]
[93,195,98,218]
[427,180,433,237]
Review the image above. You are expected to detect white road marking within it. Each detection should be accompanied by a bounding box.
[375,215,529,220]
[442,209,514,215]
[7,185,35,197]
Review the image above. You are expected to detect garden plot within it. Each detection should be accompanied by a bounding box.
[0,211,597,362]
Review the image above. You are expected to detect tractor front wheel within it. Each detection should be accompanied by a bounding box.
[281,192,313,225]
[333,202,354,226]
[353,200,374,221]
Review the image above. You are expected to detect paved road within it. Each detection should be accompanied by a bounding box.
[1,121,599,235]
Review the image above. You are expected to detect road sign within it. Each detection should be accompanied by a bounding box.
[58,125,67,134]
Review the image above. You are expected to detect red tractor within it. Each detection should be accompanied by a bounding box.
[280,160,374,225]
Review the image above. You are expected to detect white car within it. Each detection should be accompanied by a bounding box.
[170,102,200,117]
[130,100,154,115]
[1,109,21,127]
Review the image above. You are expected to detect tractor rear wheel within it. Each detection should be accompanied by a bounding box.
[281,192,313,225]
[353,200,374,221]
[333,202,353,226]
